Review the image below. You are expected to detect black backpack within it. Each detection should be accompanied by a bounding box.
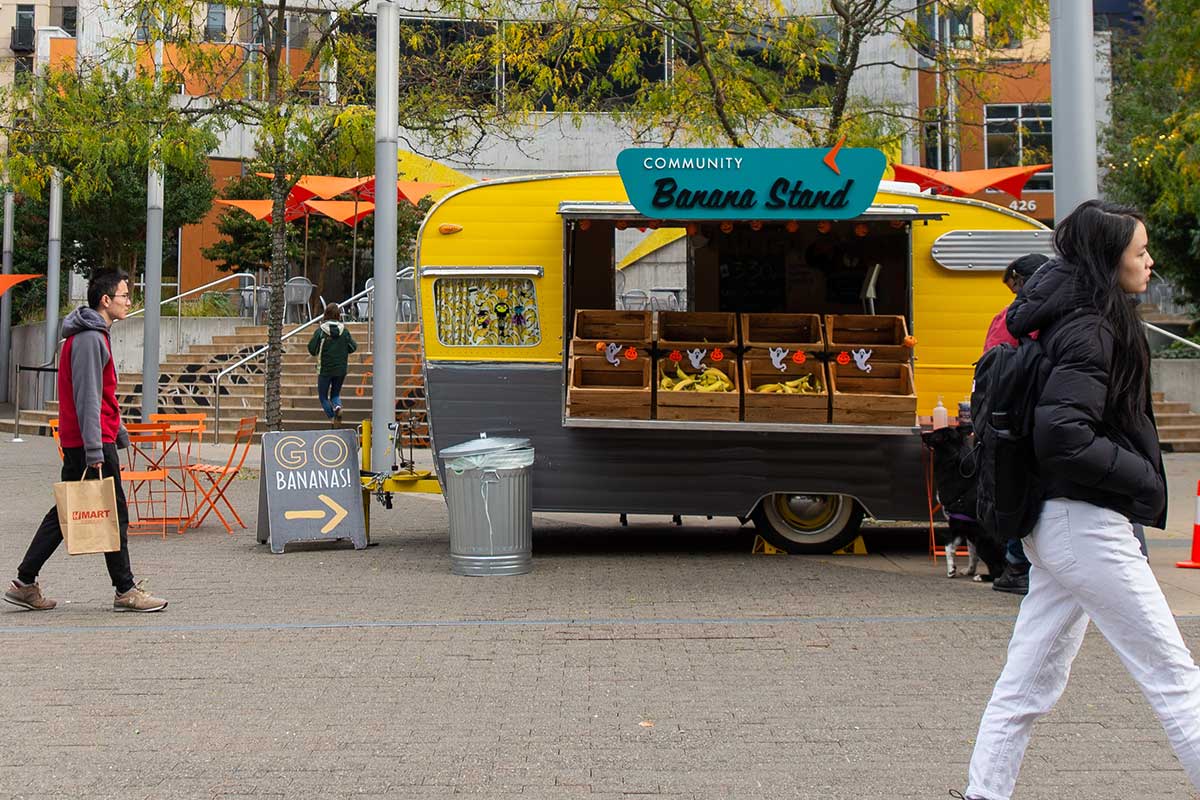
[969,336,1053,538]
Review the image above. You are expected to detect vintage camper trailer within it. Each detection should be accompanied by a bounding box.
[412,152,1051,553]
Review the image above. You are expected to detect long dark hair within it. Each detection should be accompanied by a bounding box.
[1053,199,1149,426]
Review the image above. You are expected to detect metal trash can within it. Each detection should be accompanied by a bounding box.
[439,435,535,576]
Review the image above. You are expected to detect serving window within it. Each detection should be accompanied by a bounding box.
[560,207,934,431]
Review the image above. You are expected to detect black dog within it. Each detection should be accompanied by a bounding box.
[921,426,1008,581]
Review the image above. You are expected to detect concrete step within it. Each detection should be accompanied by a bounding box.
[1163,439,1200,453]
[154,353,422,367]
[1155,401,1193,415]
[1154,413,1200,427]
[1157,425,1200,440]
[1153,391,1165,402]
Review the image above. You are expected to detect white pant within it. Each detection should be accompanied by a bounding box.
[966,498,1200,799]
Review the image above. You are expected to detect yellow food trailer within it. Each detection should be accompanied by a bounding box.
[407,149,1052,552]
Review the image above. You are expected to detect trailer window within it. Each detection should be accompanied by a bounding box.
[433,277,542,347]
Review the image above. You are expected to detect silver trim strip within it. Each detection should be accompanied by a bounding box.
[931,229,1056,271]
[423,266,544,278]
[561,416,919,437]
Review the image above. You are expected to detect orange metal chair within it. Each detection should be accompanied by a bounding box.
[120,423,174,539]
[149,412,208,517]
[47,418,63,460]
[181,416,257,534]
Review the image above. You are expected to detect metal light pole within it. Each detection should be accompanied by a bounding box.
[1049,0,1098,223]
[371,0,399,472]
[44,171,62,401]
[141,37,166,421]
[1,189,13,403]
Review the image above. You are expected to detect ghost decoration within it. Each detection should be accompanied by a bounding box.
[686,348,708,370]
[768,346,789,372]
[851,348,873,373]
[604,342,623,367]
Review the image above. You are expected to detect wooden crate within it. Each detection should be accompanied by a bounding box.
[570,309,652,357]
[567,356,652,419]
[742,359,829,424]
[740,313,824,355]
[655,357,740,422]
[657,312,738,355]
[828,361,918,427]
[825,314,912,363]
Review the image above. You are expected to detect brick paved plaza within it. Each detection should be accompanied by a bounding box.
[2,435,1200,799]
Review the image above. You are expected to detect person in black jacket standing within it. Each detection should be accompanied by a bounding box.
[959,201,1200,800]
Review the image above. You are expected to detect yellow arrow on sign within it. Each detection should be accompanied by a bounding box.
[284,494,349,534]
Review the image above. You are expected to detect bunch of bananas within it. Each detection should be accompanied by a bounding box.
[659,365,735,393]
[754,374,822,394]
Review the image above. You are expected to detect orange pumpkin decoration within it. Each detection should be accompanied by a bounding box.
[595,341,606,352]
[792,351,806,364]
[624,347,638,361]
[903,335,917,348]
[836,351,851,365]
[669,350,683,362]
[711,348,725,361]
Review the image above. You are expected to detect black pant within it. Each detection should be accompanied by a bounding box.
[18,443,135,593]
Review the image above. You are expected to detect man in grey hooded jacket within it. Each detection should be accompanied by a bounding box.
[4,270,167,613]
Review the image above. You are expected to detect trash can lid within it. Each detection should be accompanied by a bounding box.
[438,434,532,458]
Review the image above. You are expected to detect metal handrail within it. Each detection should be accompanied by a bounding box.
[1144,321,1200,353]
[10,360,58,443]
[211,279,382,442]
[127,272,258,334]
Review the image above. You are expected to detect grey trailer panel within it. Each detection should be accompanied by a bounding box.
[426,362,930,521]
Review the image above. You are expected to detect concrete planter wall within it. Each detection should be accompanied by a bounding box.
[1152,359,1200,413]
[8,316,245,408]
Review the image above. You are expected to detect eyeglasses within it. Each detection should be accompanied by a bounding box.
[112,293,131,300]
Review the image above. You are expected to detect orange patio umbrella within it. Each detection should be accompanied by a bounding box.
[0,274,41,296]
[890,163,1052,201]
[302,199,376,227]
[254,174,370,202]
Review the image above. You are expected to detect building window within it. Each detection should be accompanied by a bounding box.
[434,277,541,347]
[205,4,226,41]
[923,117,952,171]
[984,103,1053,191]
[57,6,77,36]
[985,14,1021,50]
[14,55,34,84]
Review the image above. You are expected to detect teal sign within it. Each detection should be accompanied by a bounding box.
[616,146,886,221]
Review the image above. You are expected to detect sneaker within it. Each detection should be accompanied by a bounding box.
[3,580,56,611]
[113,582,168,613]
[992,564,1030,596]
[333,404,343,421]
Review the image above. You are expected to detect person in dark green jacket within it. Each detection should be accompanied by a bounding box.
[307,303,358,423]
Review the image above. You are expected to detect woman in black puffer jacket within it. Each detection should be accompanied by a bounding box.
[960,201,1200,800]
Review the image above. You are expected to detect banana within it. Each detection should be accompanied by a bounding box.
[696,381,726,392]
[660,376,675,390]
[754,383,783,393]
[675,365,690,382]
[672,377,696,392]
[703,368,732,387]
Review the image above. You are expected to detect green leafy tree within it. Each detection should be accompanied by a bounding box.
[1104,0,1200,305]
[6,154,215,324]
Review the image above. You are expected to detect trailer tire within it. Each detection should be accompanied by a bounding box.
[751,493,864,554]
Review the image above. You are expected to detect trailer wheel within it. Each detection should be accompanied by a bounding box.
[752,493,864,554]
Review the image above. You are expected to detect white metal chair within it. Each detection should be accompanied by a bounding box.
[284,277,314,324]
[619,289,649,310]
[398,268,417,323]
[358,278,374,321]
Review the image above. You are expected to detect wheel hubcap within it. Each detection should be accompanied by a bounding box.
[775,494,839,531]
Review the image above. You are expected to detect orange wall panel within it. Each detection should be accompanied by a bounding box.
[179,158,246,293]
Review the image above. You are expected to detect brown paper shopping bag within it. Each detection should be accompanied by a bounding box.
[53,474,120,555]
